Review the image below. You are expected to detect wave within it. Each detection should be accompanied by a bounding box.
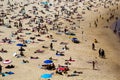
[111,19,120,37]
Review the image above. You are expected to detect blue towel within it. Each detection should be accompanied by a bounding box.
[7,71,14,75]
[2,73,9,77]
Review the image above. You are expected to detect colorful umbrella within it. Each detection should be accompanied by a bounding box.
[41,73,52,79]
[44,60,53,64]
[16,43,24,47]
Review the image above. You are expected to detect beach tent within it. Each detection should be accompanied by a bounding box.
[40,73,52,79]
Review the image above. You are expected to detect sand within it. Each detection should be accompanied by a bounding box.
[0,0,120,80]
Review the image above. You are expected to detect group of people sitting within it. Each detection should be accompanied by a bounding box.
[56,65,69,75]
[2,37,11,43]
[41,63,55,70]
[5,65,15,69]
[22,60,29,63]
[0,48,7,53]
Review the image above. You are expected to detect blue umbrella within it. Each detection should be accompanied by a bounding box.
[44,60,53,64]
[16,43,24,47]
[41,73,52,79]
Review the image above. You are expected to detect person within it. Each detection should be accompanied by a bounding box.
[94,39,98,43]
[64,45,69,50]
[92,61,95,70]
[19,21,22,28]
[50,35,53,39]
[51,63,55,70]
[5,65,15,68]
[0,56,3,61]
[65,61,71,65]
[49,57,53,60]
[98,48,102,57]
[23,60,29,63]
[20,51,24,57]
[56,51,59,55]
[101,49,105,58]
[0,64,2,73]
[50,43,53,50]
[69,57,72,61]
[92,43,95,50]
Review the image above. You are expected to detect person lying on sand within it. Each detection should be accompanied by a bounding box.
[73,71,83,74]
[5,65,15,69]
[49,57,58,61]
[30,56,39,59]
[62,45,69,50]
[65,61,71,65]
[67,73,79,77]
[22,60,29,63]
[41,63,55,70]
[42,45,48,49]
[65,57,75,62]
[34,49,44,53]
[56,51,64,56]
[0,48,7,53]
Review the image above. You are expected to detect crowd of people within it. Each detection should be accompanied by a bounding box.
[0,0,120,79]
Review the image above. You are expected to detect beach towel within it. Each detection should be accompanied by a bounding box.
[6,71,14,75]
[1,73,9,77]
[56,54,64,56]
[1,71,14,77]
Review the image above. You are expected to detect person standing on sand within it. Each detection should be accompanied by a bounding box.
[101,49,105,58]
[98,48,102,57]
[92,61,95,70]
[50,43,53,50]
[19,20,22,28]
[92,43,95,50]
[0,64,2,73]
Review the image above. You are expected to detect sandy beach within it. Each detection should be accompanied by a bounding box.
[0,0,120,80]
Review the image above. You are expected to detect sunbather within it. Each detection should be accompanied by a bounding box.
[67,73,79,77]
[5,65,15,69]
[23,60,29,63]
[56,51,64,56]
[0,48,7,53]
[30,56,39,59]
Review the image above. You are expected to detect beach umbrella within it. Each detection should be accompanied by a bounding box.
[40,73,52,79]
[16,43,24,47]
[44,60,53,64]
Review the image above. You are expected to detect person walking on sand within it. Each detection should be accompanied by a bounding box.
[101,49,105,58]
[92,43,95,50]
[50,43,53,50]
[92,61,95,70]
[98,48,102,57]
[19,20,22,28]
